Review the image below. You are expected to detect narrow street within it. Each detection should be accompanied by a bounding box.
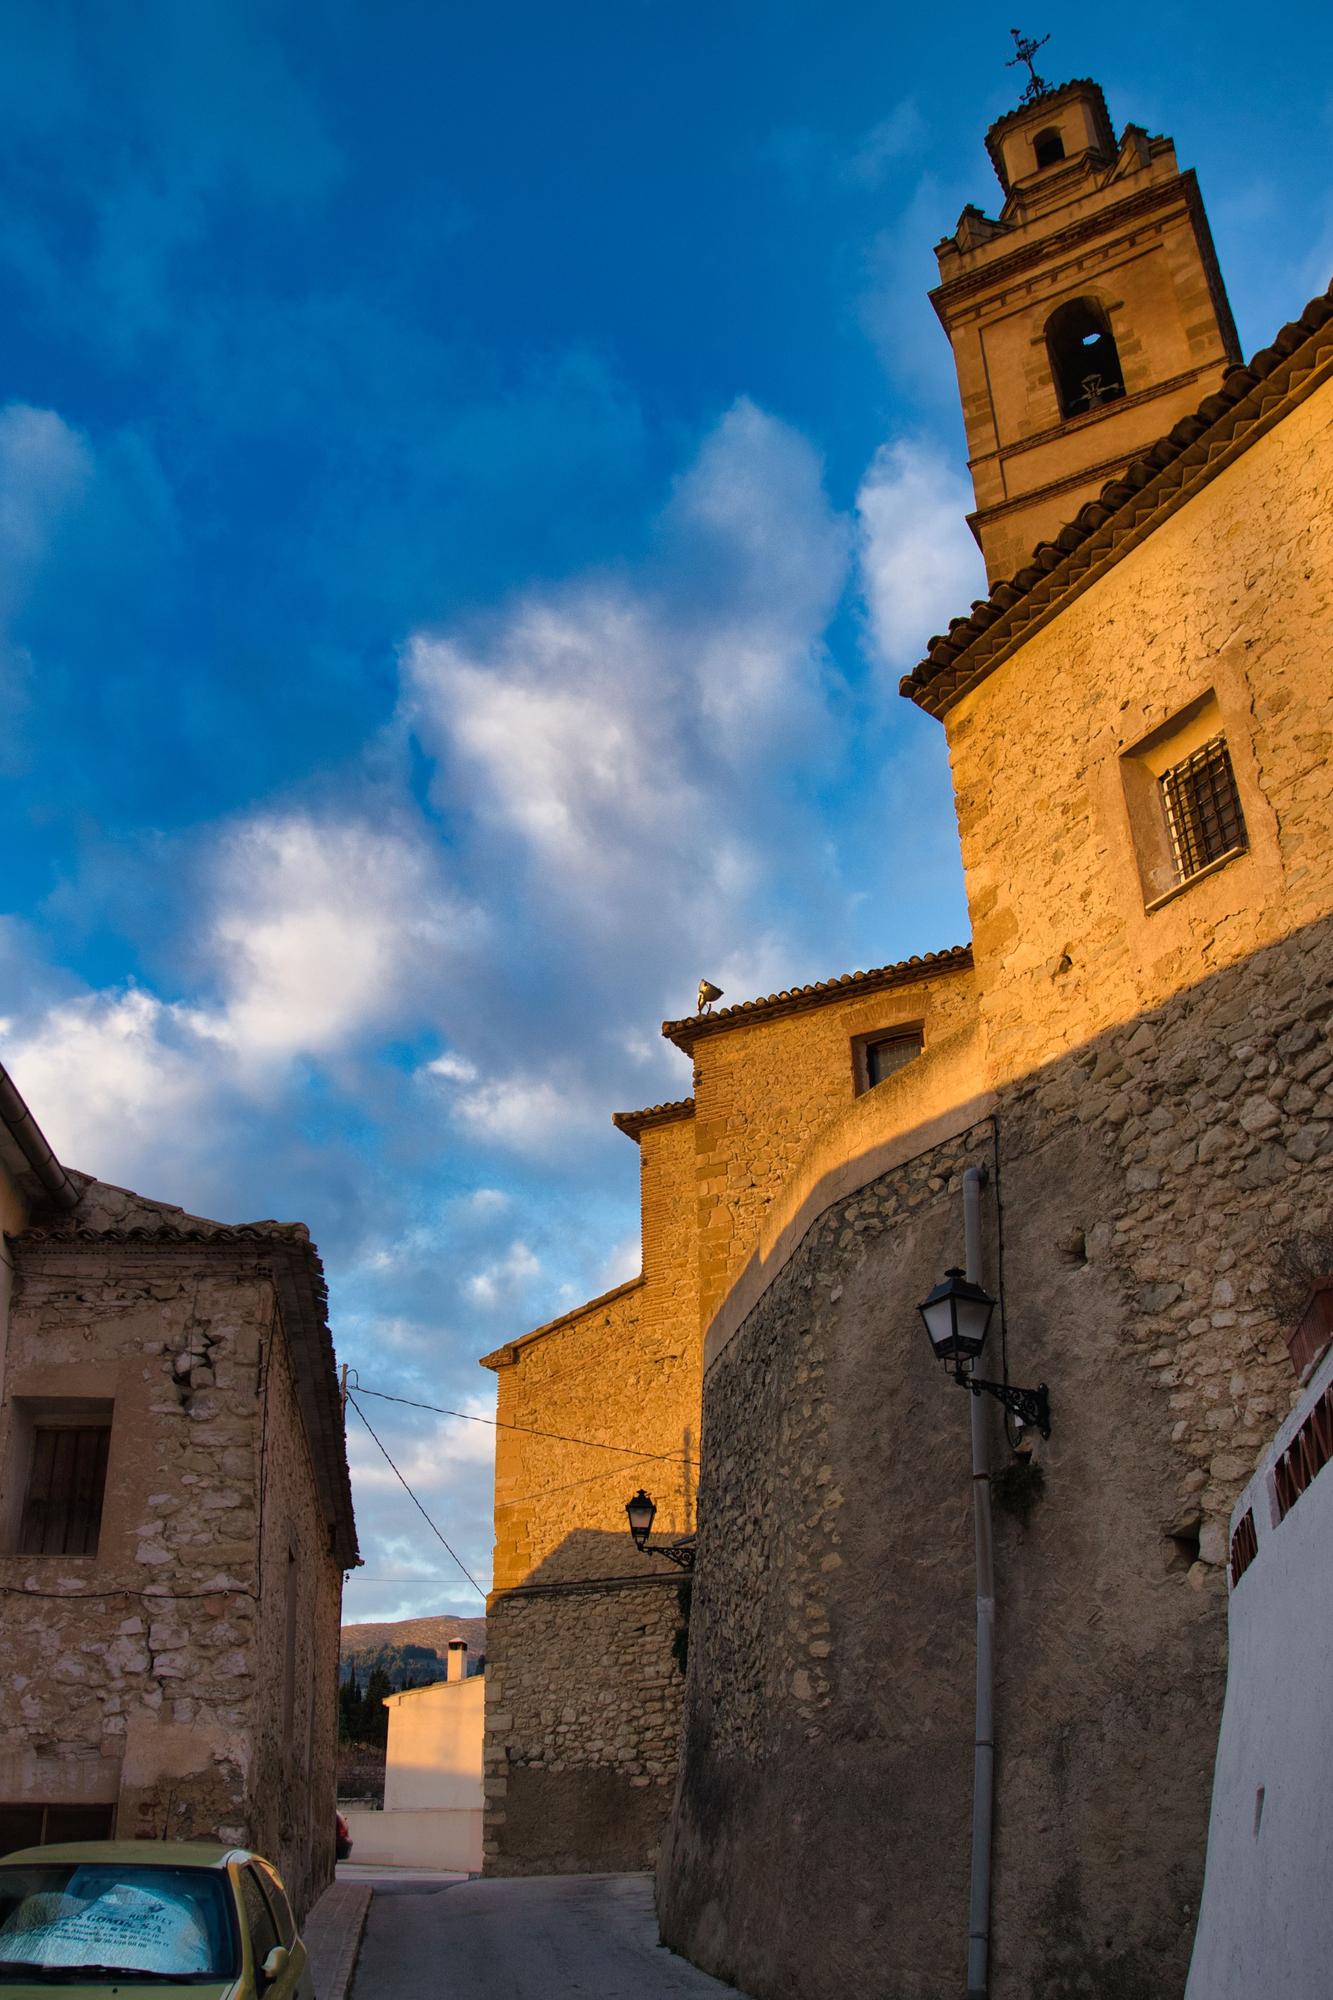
[349,1872,751,1999]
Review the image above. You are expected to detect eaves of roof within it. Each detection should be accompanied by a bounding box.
[901,278,1333,720]
[611,1098,696,1141]
[479,1275,642,1371]
[661,946,973,1052]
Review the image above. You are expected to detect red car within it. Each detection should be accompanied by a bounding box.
[335,1811,353,1862]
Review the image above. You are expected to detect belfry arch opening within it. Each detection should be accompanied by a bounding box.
[1045,297,1126,419]
[1033,127,1065,169]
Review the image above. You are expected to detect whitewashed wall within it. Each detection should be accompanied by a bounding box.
[1186,1341,1333,1998]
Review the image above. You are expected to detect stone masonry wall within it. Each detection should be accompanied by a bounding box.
[946,372,1333,1092]
[660,917,1333,1999]
[483,1575,685,1874]
[688,965,977,1327]
[0,1223,342,1914]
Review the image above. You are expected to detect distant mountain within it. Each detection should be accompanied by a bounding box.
[340,1613,487,1689]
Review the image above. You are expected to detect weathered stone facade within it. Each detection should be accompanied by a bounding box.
[0,1138,356,1917]
[480,957,974,1872]
[655,172,1333,2000]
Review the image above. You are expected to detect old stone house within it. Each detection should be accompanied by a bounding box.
[483,65,1333,1999]
[0,1063,357,1918]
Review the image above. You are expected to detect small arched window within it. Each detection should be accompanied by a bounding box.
[1045,297,1126,419]
[1033,128,1065,169]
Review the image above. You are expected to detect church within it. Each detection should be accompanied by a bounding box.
[480,56,1333,1999]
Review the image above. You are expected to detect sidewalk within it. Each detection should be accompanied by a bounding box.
[304,1879,373,2000]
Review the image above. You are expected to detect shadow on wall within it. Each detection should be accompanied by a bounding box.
[485,1527,692,1877]
[659,915,1333,2000]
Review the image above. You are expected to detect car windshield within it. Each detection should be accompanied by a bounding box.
[0,1864,238,1983]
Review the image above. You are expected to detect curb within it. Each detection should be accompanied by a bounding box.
[304,1881,373,2000]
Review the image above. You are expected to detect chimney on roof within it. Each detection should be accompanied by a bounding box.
[446,1640,468,1683]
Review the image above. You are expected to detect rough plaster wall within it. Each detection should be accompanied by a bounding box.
[482,1116,699,1871]
[245,1305,343,1919]
[690,969,977,1327]
[0,1244,341,1916]
[661,916,1333,2000]
[1185,1345,1333,2000]
[946,375,1333,1090]
[484,1576,684,1875]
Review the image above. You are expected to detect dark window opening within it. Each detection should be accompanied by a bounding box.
[1045,297,1126,418]
[1160,736,1247,884]
[0,1803,115,1858]
[19,1425,110,1556]
[860,1029,924,1091]
[1033,127,1065,168]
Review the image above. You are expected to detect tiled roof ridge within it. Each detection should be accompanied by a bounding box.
[661,945,972,1048]
[22,1216,312,1246]
[900,277,1333,718]
[611,1097,696,1139]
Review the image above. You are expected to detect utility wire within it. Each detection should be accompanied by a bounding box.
[346,1390,486,1600]
[350,1379,687,1464]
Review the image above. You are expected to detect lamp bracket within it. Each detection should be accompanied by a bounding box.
[643,1537,697,1571]
[957,1371,1052,1439]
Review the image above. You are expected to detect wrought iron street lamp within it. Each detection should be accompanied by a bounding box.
[917,1267,1052,1438]
[624,1488,696,1570]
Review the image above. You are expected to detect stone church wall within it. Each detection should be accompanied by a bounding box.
[0,1235,344,1914]
[659,915,1333,1998]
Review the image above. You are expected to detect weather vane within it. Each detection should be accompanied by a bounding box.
[1007,27,1052,105]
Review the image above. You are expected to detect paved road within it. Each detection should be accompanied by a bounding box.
[350,1872,751,1999]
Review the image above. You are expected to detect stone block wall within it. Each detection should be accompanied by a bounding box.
[946,372,1333,1090]
[484,1573,685,1875]
[659,915,1333,1999]
[684,964,977,1328]
[0,1218,345,1914]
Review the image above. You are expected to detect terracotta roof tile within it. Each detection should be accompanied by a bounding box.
[900,279,1333,719]
[661,945,972,1050]
[611,1098,696,1140]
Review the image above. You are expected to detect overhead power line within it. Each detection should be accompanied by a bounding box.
[346,1390,486,1600]
[350,1378,688,1464]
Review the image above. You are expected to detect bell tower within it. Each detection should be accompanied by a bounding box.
[932,47,1241,584]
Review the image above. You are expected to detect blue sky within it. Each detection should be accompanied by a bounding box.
[3,1,1330,1621]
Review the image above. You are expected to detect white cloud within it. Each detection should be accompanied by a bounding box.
[452,1072,606,1158]
[0,986,211,1176]
[423,1050,479,1084]
[0,405,94,616]
[347,1401,497,1493]
[199,812,469,1065]
[465,1239,541,1307]
[596,1234,641,1290]
[856,439,986,671]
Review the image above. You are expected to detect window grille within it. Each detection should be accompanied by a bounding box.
[19,1425,111,1556]
[1160,735,1246,883]
[1272,1376,1333,1525]
[1228,1508,1258,1590]
[864,1030,923,1089]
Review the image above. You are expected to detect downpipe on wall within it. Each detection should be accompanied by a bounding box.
[963,1164,994,2000]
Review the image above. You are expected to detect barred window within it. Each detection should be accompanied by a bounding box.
[19,1424,111,1556]
[1160,735,1247,884]
[857,1028,924,1093]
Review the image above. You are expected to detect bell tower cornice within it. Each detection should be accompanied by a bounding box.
[929,59,1241,585]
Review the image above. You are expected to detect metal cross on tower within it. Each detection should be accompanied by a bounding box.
[1007,27,1052,104]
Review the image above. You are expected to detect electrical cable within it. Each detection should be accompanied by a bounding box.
[349,1379,688,1464]
[345,1390,486,1600]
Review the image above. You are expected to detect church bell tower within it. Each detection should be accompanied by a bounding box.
[933,39,1241,584]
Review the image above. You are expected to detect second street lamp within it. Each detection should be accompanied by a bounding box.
[917,1267,1052,1439]
[624,1488,696,1570]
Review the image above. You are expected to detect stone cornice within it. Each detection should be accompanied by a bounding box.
[902,280,1333,720]
[660,947,972,1053]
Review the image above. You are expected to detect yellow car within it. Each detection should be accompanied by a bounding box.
[0,1841,314,1998]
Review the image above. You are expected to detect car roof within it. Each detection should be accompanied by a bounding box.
[0,1840,249,1869]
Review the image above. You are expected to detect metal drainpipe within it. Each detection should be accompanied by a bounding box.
[963,1163,994,2000]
